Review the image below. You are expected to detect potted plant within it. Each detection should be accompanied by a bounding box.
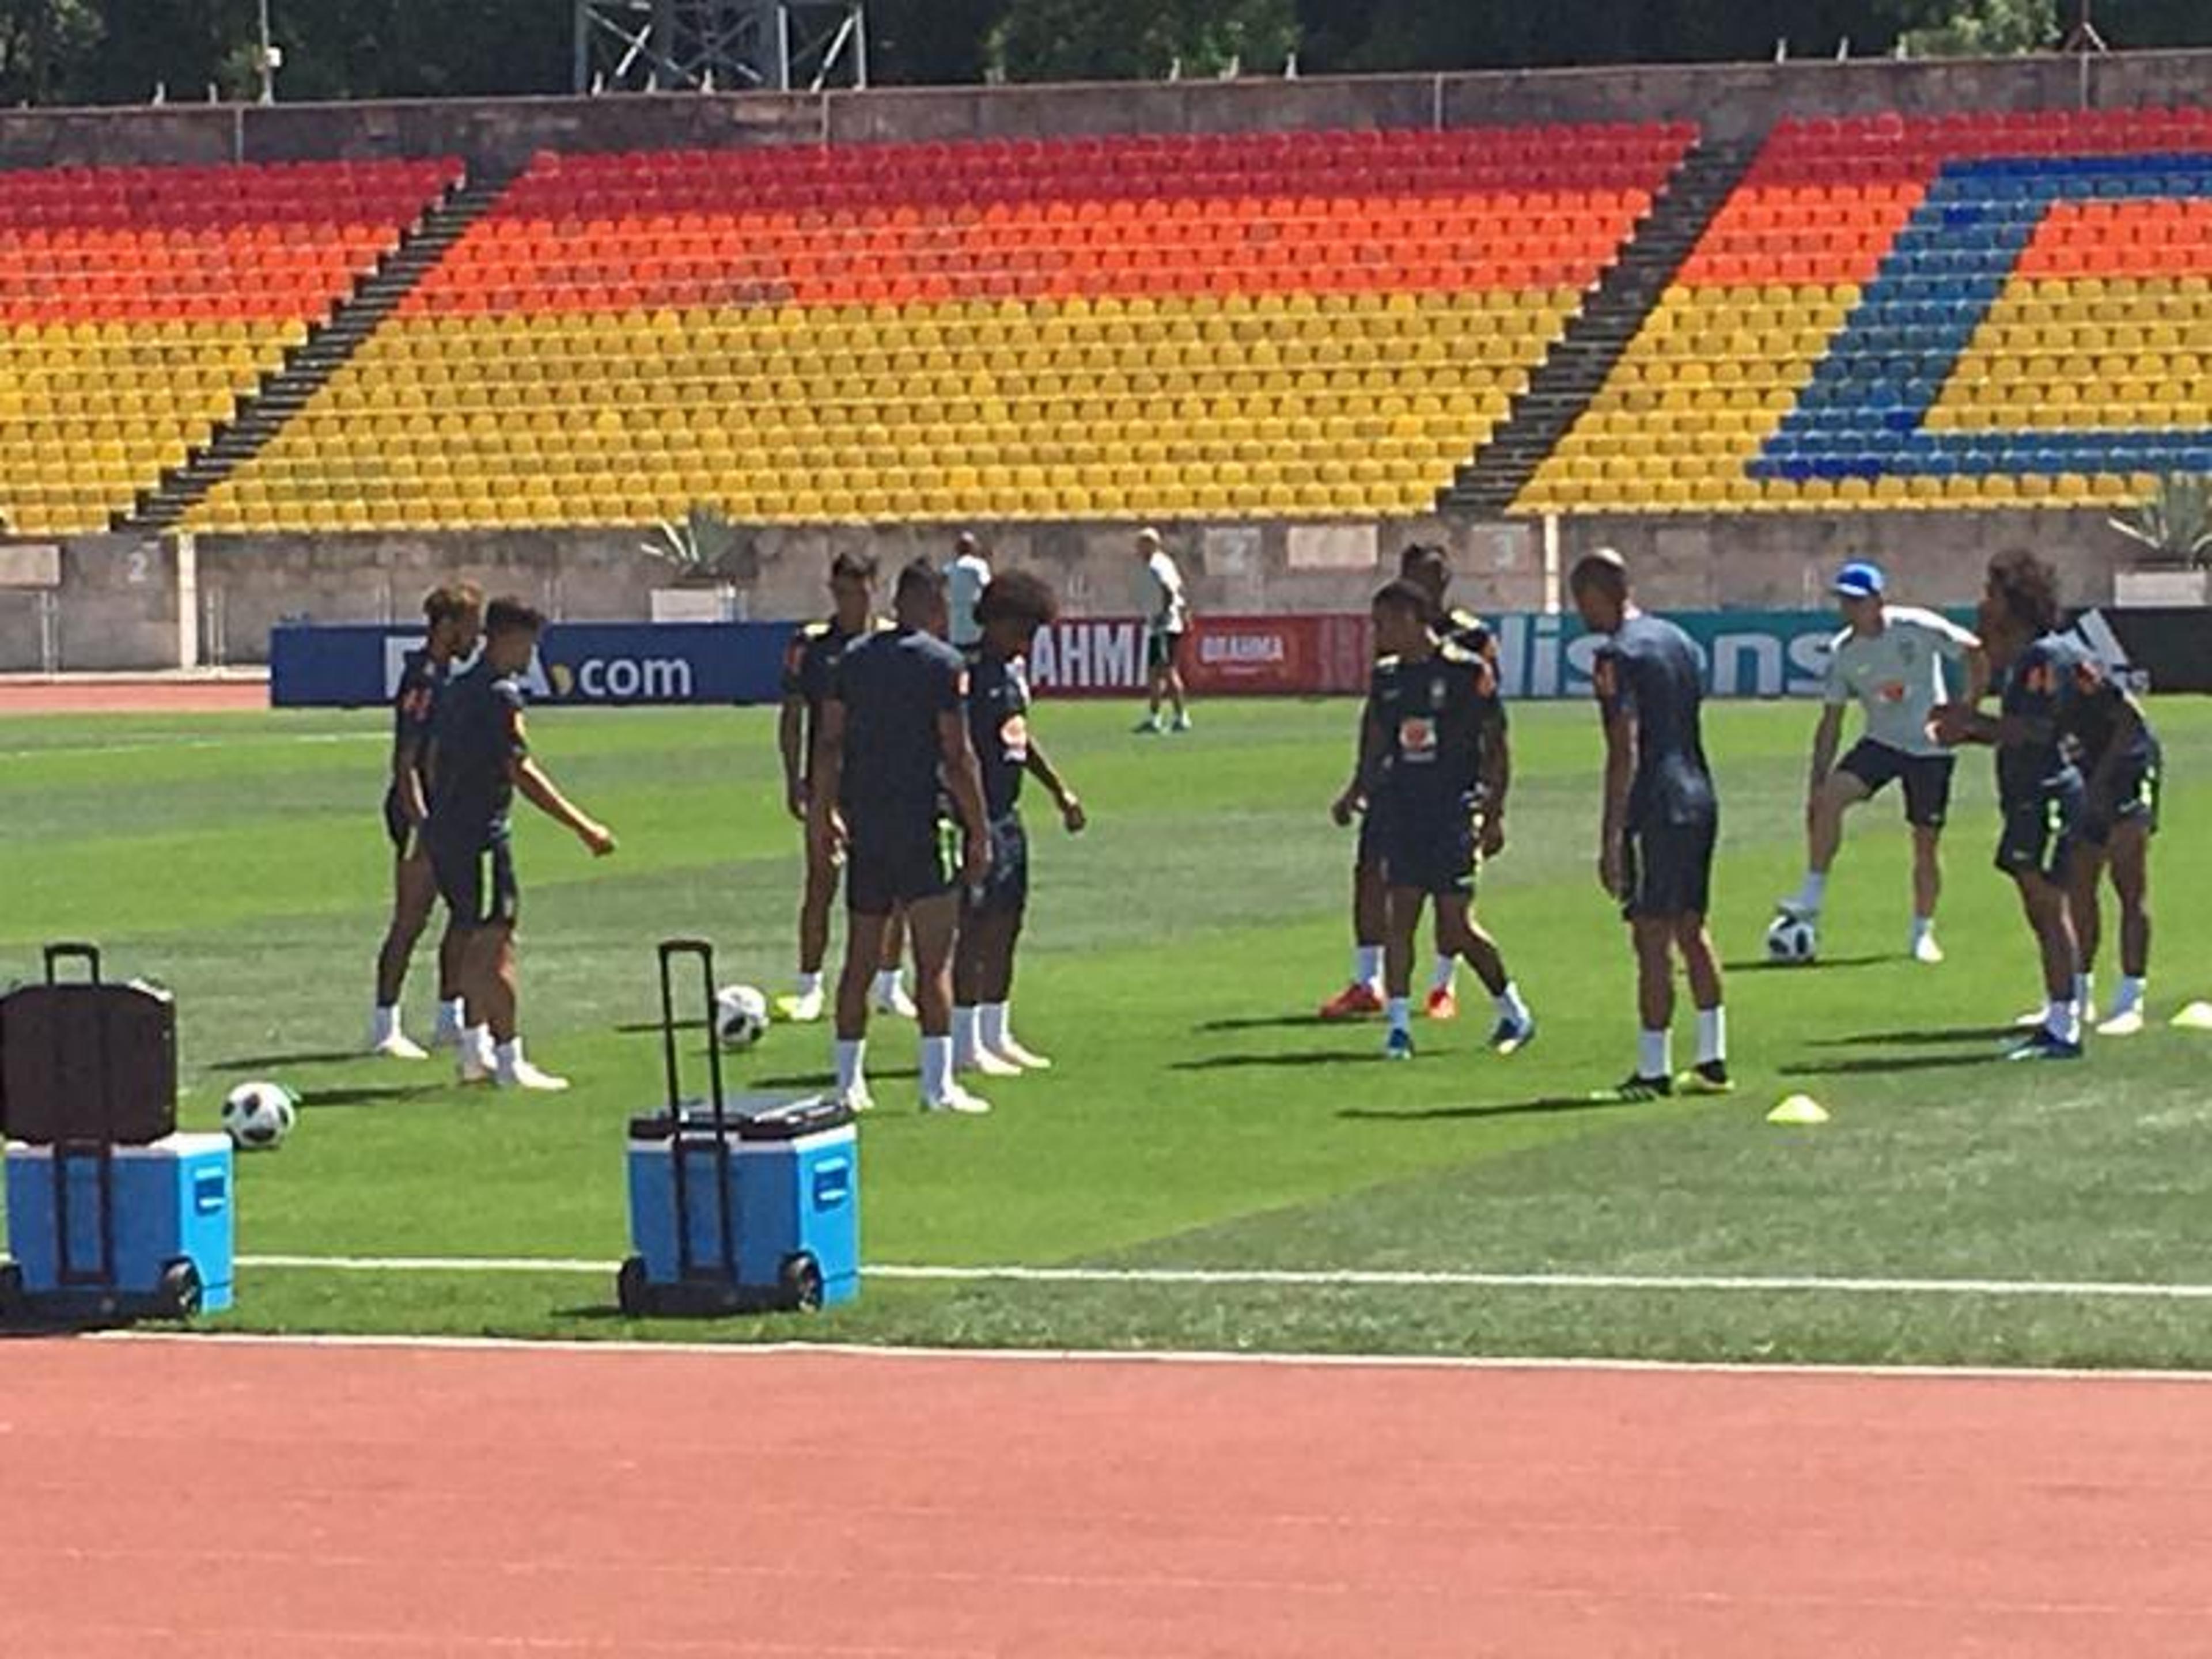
[642,502,748,622]
[2109,473,2212,608]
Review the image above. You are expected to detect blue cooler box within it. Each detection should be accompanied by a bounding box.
[3,1132,234,1318]
[622,1095,858,1315]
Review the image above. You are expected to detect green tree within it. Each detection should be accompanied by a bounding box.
[1887,0,2059,54]
[989,0,1297,82]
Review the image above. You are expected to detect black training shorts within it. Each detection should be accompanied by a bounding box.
[429,832,520,930]
[964,813,1030,918]
[1380,796,1478,900]
[1839,738,1956,831]
[2083,744,2161,848]
[1622,808,1717,921]
[846,812,960,915]
[1995,776,2083,883]
[1146,628,1185,674]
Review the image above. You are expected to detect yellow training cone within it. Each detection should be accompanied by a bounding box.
[1767,1094,1830,1126]
[2172,1002,2212,1032]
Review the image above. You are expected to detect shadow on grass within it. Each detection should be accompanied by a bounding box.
[207,1050,363,1073]
[1725,953,1891,974]
[1812,1025,2016,1048]
[1192,1014,1335,1035]
[748,1070,913,1089]
[298,1084,451,1109]
[1781,1051,2008,1078]
[1339,1093,1645,1124]
[1173,1049,1384,1072]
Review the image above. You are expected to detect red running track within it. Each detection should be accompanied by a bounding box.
[0,679,266,715]
[2,1338,2210,1657]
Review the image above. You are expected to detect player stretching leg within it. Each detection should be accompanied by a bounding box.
[1930,551,2086,1062]
[426,599,617,1090]
[2068,666,2161,1036]
[369,582,481,1059]
[1571,551,1729,1099]
[777,553,912,1022]
[809,560,993,1115]
[1776,560,1984,964]
[954,571,1086,1077]
[1335,581,1532,1062]
[1320,543,1508,1021]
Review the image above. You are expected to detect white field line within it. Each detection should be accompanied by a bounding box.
[233,1253,2212,1302]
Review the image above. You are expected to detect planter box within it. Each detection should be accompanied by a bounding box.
[650,585,741,623]
[2113,568,2209,609]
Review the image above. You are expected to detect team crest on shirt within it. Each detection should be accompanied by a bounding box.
[1877,681,1907,703]
[1398,716,1438,760]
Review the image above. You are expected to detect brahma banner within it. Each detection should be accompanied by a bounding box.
[1029,615,1371,697]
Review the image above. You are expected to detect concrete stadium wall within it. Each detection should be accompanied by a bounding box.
[0,51,2204,173]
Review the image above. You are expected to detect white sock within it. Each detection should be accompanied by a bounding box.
[1493,982,1531,1027]
[875,968,905,1002]
[371,1005,397,1041]
[2074,972,2093,1013]
[919,1035,953,1100]
[1386,996,1411,1036]
[1798,872,1827,912]
[834,1037,866,1094]
[1353,945,1382,988]
[437,997,465,1031]
[2112,975,2146,1018]
[796,970,824,997]
[1910,915,1934,946]
[494,1037,522,1070]
[465,1024,492,1061]
[979,1002,1010,1052]
[1696,1006,1726,1067]
[952,1005,979,1060]
[1430,954,1456,995]
[1638,1028,1671,1080]
[2046,999,2081,1046]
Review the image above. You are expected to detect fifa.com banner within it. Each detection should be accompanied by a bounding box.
[268,607,2180,709]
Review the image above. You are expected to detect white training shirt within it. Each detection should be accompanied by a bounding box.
[946,551,991,649]
[1139,548,1189,635]
[1822,603,1978,757]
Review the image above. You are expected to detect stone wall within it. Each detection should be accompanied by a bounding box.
[0,50,2201,173]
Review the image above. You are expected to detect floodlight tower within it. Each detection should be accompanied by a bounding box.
[573,0,869,93]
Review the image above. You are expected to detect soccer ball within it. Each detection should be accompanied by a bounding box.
[713,984,771,1051]
[1765,914,1819,966]
[222,1081,298,1150]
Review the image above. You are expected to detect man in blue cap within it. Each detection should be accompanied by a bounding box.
[1775,558,1985,964]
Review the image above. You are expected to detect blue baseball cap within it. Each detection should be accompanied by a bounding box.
[1832,560,1885,599]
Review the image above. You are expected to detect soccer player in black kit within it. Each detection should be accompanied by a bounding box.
[1929,551,2089,1060]
[953,570,1086,1079]
[2065,643,2162,1037]
[368,581,480,1061]
[1334,579,1533,1062]
[808,560,993,1115]
[425,597,618,1090]
[1570,550,1730,1099]
[777,551,912,1024]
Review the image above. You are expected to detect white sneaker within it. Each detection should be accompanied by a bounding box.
[782,986,826,1024]
[369,1029,430,1061]
[922,1082,992,1115]
[1775,897,1817,922]
[2097,1007,2146,1038]
[834,1083,876,1115]
[994,1038,1053,1071]
[956,1044,1022,1078]
[495,1057,571,1092]
[2013,1007,2048,1029]
[876,983,919,1019]
[1911,933,1945,965]
[1171,712,1192,733]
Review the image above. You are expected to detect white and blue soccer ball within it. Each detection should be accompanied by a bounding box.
[1765,914,1819,966]
[222,1080,298,1149]
[713,984,771,1051]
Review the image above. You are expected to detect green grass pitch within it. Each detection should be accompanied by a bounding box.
[2,694,2208,1368]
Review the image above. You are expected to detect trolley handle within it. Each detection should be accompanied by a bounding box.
[656,939,728,1133]
[43,943,101,984]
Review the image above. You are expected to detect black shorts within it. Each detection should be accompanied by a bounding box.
[1622,809,1717,920]
[1839,739,1956,831]
[2084,744,2161,847]
[964,814,1029,918]
[428,833,519,930]
[846,813,960,915]
[1995,777,2084,882]
[1380,797,1478,899]
[1147,629,1185,673]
